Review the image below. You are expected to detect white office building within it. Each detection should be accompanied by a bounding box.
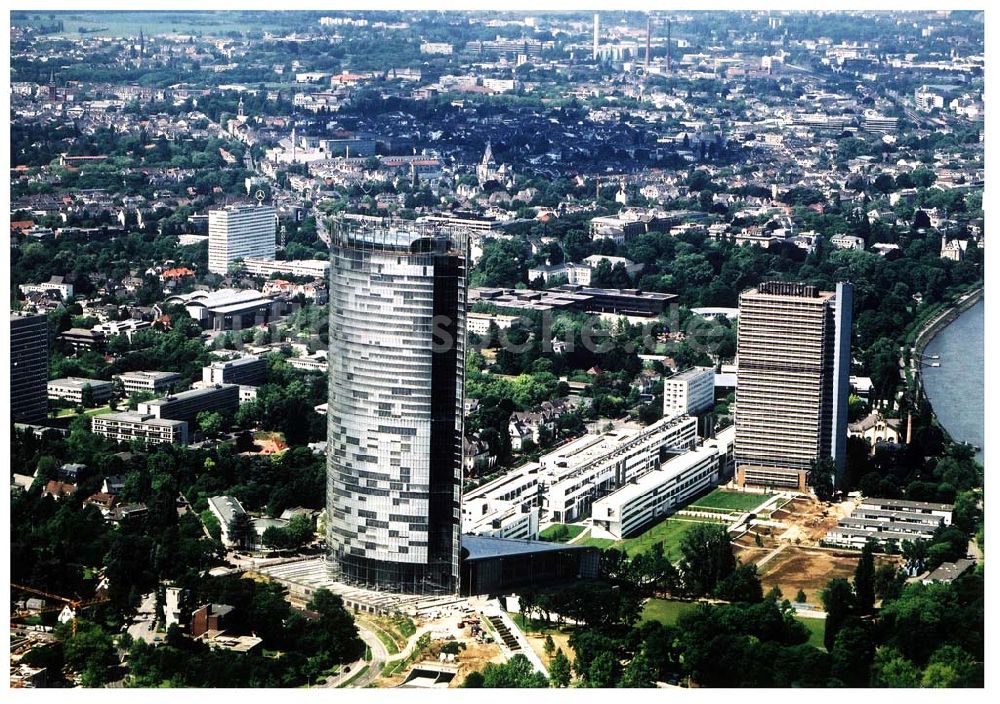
[591,430,734,540]
[91,412,189,446]
[114,371,182,395]
[663,366,716,419]
[208,204,277,274]
[47,377,114,405]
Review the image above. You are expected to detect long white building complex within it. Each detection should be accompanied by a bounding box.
[208,204,277,274]
[591,427,736,540]
[327,219,468,594]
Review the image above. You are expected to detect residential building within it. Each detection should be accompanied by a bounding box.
[137,384,239,423]
[663,366,716,419]
[114,370,182,395]
[327,219,467,594]
[824,497,953,549]
[207,204,277,274]
[91,412,189,445]
[735,281,853,491]
[10,311,48,424]
[202,356,267,386]
[47,377,114,405]
[18,275,74,300]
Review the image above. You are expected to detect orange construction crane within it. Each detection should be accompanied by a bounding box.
[11,583,109,635]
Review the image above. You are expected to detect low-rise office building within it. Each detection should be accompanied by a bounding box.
[91,412,189,445]
[208,495,250,548]
[202,356,268,386]
[47,377,114,405]
[114,370,182,395]
[241,257,329,278]
[137,384,239,423]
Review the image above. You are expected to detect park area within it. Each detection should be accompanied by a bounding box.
[640,598,826,650]
[539,523,586,543]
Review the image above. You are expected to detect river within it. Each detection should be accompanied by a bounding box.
[920,299,984,464]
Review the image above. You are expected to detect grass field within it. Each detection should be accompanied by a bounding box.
[55,404,115,419]
[641,598,827,651]
[582,517,724,560]
[689,489,775,513]
[539,523,586,543]
[639,598,701,625]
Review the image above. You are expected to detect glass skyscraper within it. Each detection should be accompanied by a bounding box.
[326,219,466,594]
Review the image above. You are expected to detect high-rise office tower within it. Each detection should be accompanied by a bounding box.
[10,312,49,424]
[208,204,277,274]
[327,219,467,594]
[734,281,853,492]
[593,13,600,60]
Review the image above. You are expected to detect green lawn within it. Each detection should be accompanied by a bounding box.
[55,404,116,419]
[539,523,586,543]
[689,489,775,513]
[640,598,701,625]
[582,518,724,560]
[794,616,826,650]
[641,598,827,651]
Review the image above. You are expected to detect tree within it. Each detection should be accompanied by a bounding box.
[679,523,736,596]
[713,562,763,603]
[821,578,855,651]
[853,541,876,615]
[829,623,875,687]
[795,589,808,604]
[586,650,620,688]
[871,647,921,687]
[548,648,572,687]
[197,411,224,437]
[543,634,555,657]
[809,457,835,501]
[619,648,657,688]
[80,383,96,408]
[479,654,548,688]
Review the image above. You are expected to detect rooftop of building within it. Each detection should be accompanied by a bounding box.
[208,495,247,523]
[460,534,593,561]
[47,376,112,388]
[144,384,237,405]
[95,411,187,428]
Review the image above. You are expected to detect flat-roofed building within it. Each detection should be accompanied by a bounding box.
[241,257,329,278]
[114,370,182,395]
[208,495,250,548]
[48,377,114,405]
[735,281,853,491]
[542,415,698,523]
[467,312,519,336]
[91,412,189,446]
[138,384,239,423]
[11,311,49,423]
[663,366,716,419]
[202,355,267,386]
[590,437,727,540]
[824,497,952,549]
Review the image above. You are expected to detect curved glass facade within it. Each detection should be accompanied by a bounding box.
[327,221,466,594]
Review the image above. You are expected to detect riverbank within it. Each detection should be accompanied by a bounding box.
[909,286,984,460]
[911,286,983,359]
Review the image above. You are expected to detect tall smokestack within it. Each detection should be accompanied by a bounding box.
[646,15,651,69]
[593,13,600,60]
[667,19,672,72]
